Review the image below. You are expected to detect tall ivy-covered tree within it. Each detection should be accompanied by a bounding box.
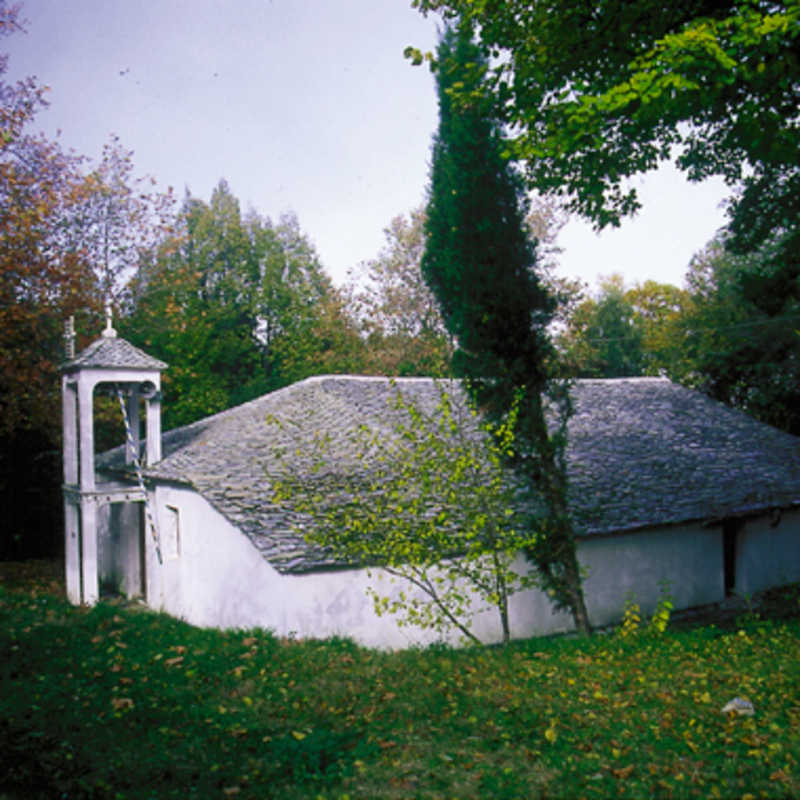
[422,25,590,633]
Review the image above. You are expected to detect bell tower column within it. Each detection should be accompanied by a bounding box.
[61,375,81,604]
[60,314,167,606]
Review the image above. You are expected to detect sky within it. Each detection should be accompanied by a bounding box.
[6,0,730,292]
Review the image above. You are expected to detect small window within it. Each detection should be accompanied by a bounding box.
[163,505,180,559]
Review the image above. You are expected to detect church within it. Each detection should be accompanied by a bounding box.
[61,323,800,647]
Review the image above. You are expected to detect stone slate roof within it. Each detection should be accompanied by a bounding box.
[98,375,800,574]
[62,334,168,372]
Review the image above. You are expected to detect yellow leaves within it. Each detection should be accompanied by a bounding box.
[544,721,558,744]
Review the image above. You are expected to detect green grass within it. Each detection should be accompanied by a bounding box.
[1,562,799,799]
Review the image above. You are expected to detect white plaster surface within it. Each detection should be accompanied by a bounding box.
[736,509,800,596]
[578,523,724,627]
[102,485,800,648]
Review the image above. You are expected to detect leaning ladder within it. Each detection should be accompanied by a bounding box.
[116,387,163,565]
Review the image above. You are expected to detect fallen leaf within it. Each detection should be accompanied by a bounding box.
[612,765,635,779]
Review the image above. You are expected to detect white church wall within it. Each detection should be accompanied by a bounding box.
[736,509,800,596]
[139,488,799,647]
[140,487,577,647]
[576,523,724,627]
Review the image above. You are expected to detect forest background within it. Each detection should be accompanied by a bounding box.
[2,1,798,560]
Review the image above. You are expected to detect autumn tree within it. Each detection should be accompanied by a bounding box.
[422,25,590,633]
[57,134,176,305]
[626,280,692,378]
[346,205,453,376]
[0,6,99,556]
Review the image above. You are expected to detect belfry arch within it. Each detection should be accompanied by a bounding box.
[60,316,167,605]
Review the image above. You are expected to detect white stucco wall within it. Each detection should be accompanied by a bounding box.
[114,486,797,648]
[138,486,573,647]
[578,523,724,627]
[97,501,143,599]
[736,508,800,596]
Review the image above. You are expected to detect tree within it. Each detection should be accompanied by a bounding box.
[676,231,800,434]
[0,5,102,557]
[557,275,696,380]
[122,182,353,428]
[270,286,367,384]
[626,279,692,378]
[557,275,646,378]
[54,135,176,307]
[422,25,591,633]
[346,205,453,376]
[0,5,100,441]
[412,0,800,298]
[271,383,539,645]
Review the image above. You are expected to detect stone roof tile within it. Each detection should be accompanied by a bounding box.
[63,335,168,371]
[98,376,800,574]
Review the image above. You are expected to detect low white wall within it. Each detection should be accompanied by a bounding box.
[142,487,575,647]
[578,523,724,628]
[737,508,800,596]
[139,488,798,647]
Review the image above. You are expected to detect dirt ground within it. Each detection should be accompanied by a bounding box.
[0,558,64,594]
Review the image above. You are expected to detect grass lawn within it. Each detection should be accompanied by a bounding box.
[1,560,799,799]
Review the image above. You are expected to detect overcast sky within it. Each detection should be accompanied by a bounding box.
[7,0,730,291]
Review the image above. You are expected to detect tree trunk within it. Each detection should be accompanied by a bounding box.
[561,533,591,634]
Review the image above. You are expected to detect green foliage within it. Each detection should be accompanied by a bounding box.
[414,0,800,322]
[558,275,646,378]
[272,383,539,645]
[414,0,800,250]
[618,585,675,640]
[676,230,800,434]
[346,205,454,377]
[555,246,799,434]
[3,567,800,799]
[557,274,692,380]
[121,182,347,429]
[422,24,590,633]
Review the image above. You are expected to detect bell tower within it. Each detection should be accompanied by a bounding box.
[60,314,167,605]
